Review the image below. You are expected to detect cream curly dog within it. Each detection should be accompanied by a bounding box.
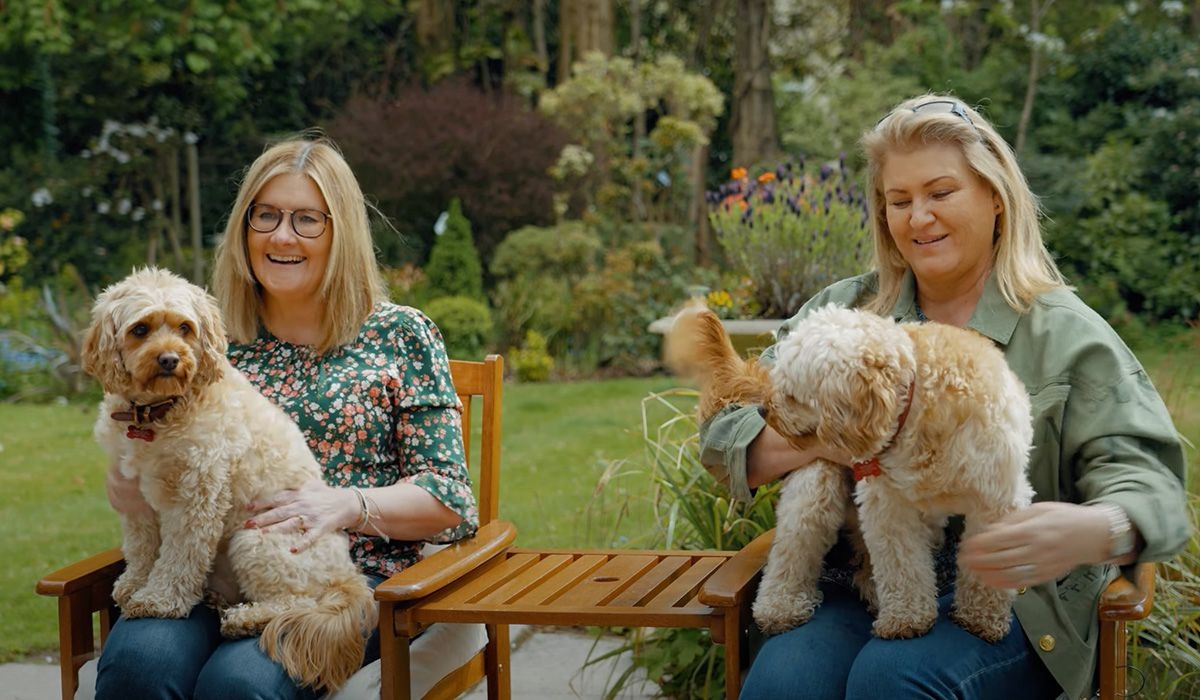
[81,267,376,692]
[667,303,1034,642]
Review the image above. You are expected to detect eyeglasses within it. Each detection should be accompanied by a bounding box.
[246,203,332,239]
[875,99,981,135]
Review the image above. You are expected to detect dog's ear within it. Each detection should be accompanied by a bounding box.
[80,309,127,394]
[192,286,228,386]
[815,348,903,458]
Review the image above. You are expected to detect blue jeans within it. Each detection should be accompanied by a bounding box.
[96,576,382,700]
[740,583,1062,700]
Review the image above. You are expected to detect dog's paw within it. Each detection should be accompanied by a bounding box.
[753,590,821,636]
[872,606,936,640]
[951,606,1012,643]
[111,574,144,609]
[219,604,269,638]
[119,591,194,620]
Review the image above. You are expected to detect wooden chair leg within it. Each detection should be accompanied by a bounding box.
[57,592,96,700]
[378,601,414,700]
[484,623,510,700]
[1098,618,1125,699]
[722,609,742,700]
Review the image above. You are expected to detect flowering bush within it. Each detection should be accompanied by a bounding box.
[709,157,872,318]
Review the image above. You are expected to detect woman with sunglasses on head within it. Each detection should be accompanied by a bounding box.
[700,94,1189,699]
[96,137,480,700]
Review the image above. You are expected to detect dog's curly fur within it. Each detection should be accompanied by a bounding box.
[81,267,377,692]
[666,302,1034,642]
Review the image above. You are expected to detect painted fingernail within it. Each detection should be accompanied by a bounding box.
[290,547,299,554]
[244,520,255,529]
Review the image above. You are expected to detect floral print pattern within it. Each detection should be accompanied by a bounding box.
[228,302,479,577]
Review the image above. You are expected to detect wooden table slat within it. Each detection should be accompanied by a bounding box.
[512,554,609,607]
[605,556,692,607]
[429,551,544,604]
[552,554,660,608]
[472,553,576,606]
[645,556,727,608]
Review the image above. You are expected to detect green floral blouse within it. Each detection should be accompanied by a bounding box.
[227,302,479,578]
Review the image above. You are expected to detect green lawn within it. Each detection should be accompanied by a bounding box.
[3,338,1197,663]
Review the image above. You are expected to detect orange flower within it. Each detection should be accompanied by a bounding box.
[757,171,776,183]
[730,167,748,180]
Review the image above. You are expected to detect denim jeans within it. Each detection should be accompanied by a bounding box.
[95,576,383,700]
[739,582,1062,700]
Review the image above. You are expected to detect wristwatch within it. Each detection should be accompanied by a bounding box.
[1092,503,1136,561]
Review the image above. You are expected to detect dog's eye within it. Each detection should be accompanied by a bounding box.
[130,323,149,337]
[179,323,192,336]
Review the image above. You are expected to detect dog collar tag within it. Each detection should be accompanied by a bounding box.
[852,458,882,481]
[126,425,156,442]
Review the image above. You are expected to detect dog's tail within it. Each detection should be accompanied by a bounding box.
[664,302,771,419]
[259,574,378,693]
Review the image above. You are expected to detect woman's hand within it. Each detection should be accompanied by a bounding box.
[245,479,358,553]
[106,462,153,517]
[958,501,1113,588]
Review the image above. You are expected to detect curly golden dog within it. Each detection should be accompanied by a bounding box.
[667,303,1034,642]
[81,267,376,692]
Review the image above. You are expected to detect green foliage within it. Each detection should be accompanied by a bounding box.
[1126,493,1200,699]
[489,222,602,350]
[424,198,485,302]
[539,52,723,222]
[423,295,493,361]
[710,159,872,318]
[508,330,554,383]
[1046,140,1200,321]
[0,207,28,281]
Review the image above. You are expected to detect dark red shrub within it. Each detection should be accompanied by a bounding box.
[327,80,568,271]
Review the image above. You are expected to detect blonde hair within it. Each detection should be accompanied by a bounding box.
[859,93,1067,315]
[212,136,386,354]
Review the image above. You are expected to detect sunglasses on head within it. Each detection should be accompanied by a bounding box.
[875,99,981,136]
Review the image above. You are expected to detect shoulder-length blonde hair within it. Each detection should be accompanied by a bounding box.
[859,93,1066,315]
[212,136,386,354]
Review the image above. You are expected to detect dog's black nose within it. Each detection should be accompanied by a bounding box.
[158,352,179,372]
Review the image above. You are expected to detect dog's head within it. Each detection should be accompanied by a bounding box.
[767,305,915,459]
[81,267,228,400]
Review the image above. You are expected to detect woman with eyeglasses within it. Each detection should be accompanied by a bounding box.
[96,137,481,700]
[700,94,1189,699]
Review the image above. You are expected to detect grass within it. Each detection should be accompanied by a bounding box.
[2,326,1197,664]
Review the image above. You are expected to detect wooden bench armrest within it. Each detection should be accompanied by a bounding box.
[1098,562,1156,622]
[375,520,516,602]
[36,548,125,598]
[698,529,775,608]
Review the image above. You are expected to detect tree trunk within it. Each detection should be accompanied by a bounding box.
[187,140,203,283]
[630,0,645,223]
[691,143,711,266]
[533,0,549,84]
[731,0,778,168]
[558,0,613,82]
[1016,0,1056,156]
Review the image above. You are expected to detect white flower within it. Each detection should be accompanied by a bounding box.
[117,198,132,215]
[131,207,146,222]
[31,187,53,207]
[97,201,111,214]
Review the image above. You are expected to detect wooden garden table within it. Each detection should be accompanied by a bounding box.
[377,546,750,700]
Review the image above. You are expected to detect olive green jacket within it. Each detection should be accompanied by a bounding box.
[698,271,1190,700]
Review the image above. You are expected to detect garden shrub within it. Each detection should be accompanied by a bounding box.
[507,330,553,383]
[424,198,484,302]
[423,295,493,361]
[327,82,568,267]
[489,222,601,350]
[709,158,872,318]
